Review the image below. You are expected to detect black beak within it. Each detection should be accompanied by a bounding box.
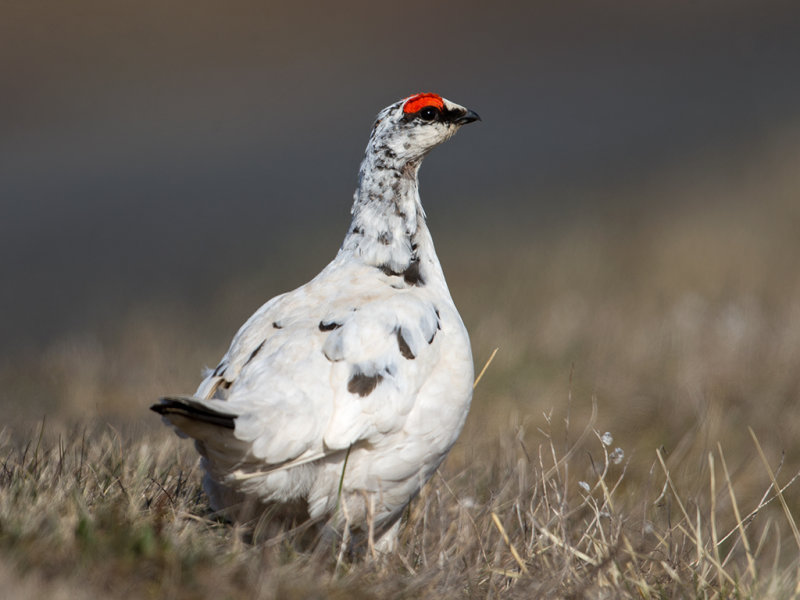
[453,109,481,125]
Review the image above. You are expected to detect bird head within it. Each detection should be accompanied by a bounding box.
[367,93,480,164]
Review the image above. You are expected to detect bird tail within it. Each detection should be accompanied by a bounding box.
[151,396,236,429]
[151,396,255,478]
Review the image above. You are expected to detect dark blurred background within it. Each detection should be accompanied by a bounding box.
[2,1,800,428]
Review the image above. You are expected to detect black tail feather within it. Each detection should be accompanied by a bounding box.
[151,397,237,429]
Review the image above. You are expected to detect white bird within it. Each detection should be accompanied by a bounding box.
[152,93,479,552]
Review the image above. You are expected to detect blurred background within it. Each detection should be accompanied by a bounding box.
[2,0,800,479]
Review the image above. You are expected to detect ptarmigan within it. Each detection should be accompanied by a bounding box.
[152,93,479,552]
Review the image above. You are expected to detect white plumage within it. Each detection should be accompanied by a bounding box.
[153,93,479,552]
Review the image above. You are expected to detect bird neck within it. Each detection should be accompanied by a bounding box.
[341,141,433,275]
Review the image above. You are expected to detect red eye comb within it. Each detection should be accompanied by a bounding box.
[403,93,445,114]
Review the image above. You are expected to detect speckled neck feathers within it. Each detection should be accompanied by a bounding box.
[339,95,479,283]
[341,107,429,276]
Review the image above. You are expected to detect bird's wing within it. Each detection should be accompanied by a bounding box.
[165,266,444,474]
[315,291,442,449]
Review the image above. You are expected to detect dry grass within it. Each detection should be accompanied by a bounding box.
[1,401,798,598]
[2,132,800,597]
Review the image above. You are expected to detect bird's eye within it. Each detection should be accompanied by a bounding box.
[418,106,439,121]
